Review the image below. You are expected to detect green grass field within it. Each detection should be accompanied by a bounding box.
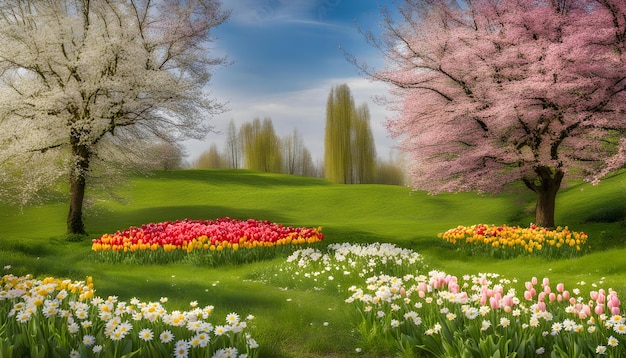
[1,169,625,357]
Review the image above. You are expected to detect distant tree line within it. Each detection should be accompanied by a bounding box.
[193,118,319,177]
[192,84,406,185]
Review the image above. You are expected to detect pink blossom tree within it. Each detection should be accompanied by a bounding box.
[357,0,626,227]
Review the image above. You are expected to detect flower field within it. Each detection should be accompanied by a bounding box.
[439,224,590,259]
[0,273,258,358]
[91,218,324,265]
[2,205,619,356]
[259,243,625,357]
[3,239,625,357]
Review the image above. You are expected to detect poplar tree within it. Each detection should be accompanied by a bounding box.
[324,84,377,184]
[352,104,377,183]
[241,117,282,172]
[324,84,355,184]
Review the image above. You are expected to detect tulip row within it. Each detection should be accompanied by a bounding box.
[91,218,324,265]
[0,273,258,358]
[438,224,589,258]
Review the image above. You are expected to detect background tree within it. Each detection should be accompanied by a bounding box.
[194,144,227,169]
[240,117,282,173]
[325,84,355,184]
[225,119,241,169]
[324,84,378,184]
[357,0,626,227]
[376,152,405,186]
[0,0,229,235]
[147,143,185,171]
[351,103,377,183]
[282,129,316,176]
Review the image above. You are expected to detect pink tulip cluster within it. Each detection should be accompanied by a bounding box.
[523,277,621,317]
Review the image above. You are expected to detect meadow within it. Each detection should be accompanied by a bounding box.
[1,169,625,357]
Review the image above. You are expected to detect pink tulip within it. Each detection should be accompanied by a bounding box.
[525,281,533,291]
[537,301,546,312]
[532,277,538,285]
[524,291,533,300]
[563,291,570,300]
[549,293,556,302]
[542,277,550,287]
[556,283,564,293]
[570,297,577,305]
[490,296,500,309]
[459,292,468,301]
[449,282,460,293]
[595,305,604,315]
[494,285,504,296]
[544,285,551,294]
[581,304,591,318]
[612,307,621,316]
[590,291,599,300]
[538,292,546,302]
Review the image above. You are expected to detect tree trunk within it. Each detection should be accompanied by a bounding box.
[67,143,90,235]
[523,166,564,228]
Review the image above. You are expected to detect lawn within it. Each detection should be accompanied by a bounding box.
[1,169,625,357]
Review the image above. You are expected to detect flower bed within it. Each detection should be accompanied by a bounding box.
[347,270,623,357]
[92,218,324,265]
[438,224,589,258]
[262,242,624,356]
[0,273,258,357]
[253,242,427,293]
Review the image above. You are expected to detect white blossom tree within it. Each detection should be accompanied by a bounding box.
[0,0,229,235]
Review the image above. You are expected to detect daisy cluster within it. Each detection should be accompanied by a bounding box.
[439,224,589,259]
[255,242,427,293]
[0,273,258,358]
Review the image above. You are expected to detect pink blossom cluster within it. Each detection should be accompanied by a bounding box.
[524,277,621,317]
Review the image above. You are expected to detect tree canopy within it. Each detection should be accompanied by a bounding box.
[359,0,626,226]
[0,0,229,234]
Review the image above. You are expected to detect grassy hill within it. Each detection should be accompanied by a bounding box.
[0,169,624,357]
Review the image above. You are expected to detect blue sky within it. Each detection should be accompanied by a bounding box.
[185,0,396,164]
